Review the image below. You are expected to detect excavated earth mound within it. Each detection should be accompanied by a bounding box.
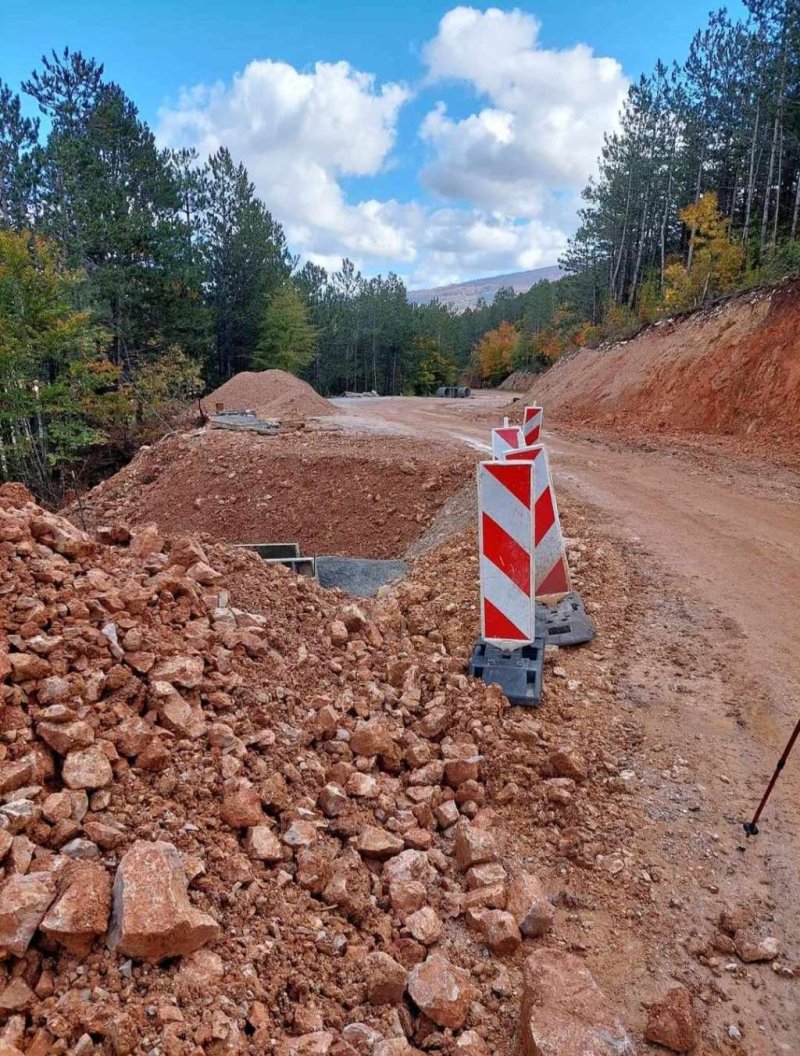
[66,430,474,558]
[205,370,337,420]
[0,479,665,1055]
[522,281,800,453]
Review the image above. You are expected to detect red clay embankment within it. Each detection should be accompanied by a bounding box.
[523,282,800,455]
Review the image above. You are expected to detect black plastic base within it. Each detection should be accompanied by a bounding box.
[535,591,595,647]
[469,639,545,707]
[743,821,759,837]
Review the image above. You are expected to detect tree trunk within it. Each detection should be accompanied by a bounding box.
[790,170,800,240]
[743,100,760,248]
[772,121,784,247]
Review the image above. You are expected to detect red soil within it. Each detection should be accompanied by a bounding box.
[205,369,337,420]
[523,281,800,453]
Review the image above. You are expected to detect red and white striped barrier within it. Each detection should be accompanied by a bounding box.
[477,460,536,647]
[505,443,571,600]
[491,425,523,460]
[522,405,543,446]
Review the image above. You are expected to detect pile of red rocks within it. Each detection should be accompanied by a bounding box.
[0,484,635,1055]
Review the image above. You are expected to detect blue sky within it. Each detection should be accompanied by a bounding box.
[1,1,746,287]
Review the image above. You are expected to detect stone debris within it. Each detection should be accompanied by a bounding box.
[108,840,221,962]
[520,950,636,1056]
[39,860,112,956]
[407,954,476,1029]
[0,873,56,957]
[644,986,699,1052]
[0,482,652,1053]
[506,871,553,938]
[365,951,408,1005]
[734,927,780,963]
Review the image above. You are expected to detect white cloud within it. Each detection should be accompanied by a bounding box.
[420,6,627,214]
[156,9,627,289]
[157,59,415,261]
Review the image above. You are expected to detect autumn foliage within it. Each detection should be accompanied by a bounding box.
[474,321,517,384]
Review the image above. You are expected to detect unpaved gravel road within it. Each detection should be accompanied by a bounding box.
[328,391,800,1053]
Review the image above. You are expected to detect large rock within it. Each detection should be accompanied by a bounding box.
[355,825,404,860]
[62,744,113,789]
[454,822,497,870]
[37,720,94,755]
[365,951,408,1005]
[407,954,475,1029]
[506,872,554,938]
[220,786,264,829]
[734,927,780,963]
[0,872,57,957]
[466,908,520,954]
[645,986,699,1052]
[150,654,204,689]
[108,840,220,962]
[40,860,112,956]
[520,950,635,1056]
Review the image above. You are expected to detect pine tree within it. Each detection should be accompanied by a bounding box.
[253,282,318,374]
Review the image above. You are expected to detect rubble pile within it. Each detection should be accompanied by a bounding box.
[0,483,648,1054]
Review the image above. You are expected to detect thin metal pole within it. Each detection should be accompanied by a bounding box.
[744,714,800,836]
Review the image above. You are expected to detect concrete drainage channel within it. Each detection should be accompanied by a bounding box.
[316,556,407,597]
[235,542,407,597]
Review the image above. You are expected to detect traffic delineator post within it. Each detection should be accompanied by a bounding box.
[477,460,535,646]
[472,460,545,706]
[522,405,543,446]
[505,443,571,602]
[491,426,523,460]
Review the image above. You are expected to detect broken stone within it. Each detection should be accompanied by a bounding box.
[465,862,507,890]
[466,908,520,955]
[506,872,554,938]
[453,1031,490,1055]
[318,783,348,818]
[365,950,408,1005]
[520,949,635,1056]
[150,654,204,688]
[645,986,699,1053]
[346,772,379,798]
[0,759,33,795]
[549,748,588,782]
[382,850,437,886]
[329,620,349,646]
[40,860,112,956]
[220,786,264,828]
[389,880,427,917]
[355,825,404,860]
[434,801,460,829]
[405,906,443,946]
[407,954,475,1029]
[108,840,221,962]
[735,927,780,963]
[62,744,113,789]
[0,871,57,956]
[454,822,497,870]
[278,1032,335,1055]
[245,825,283,862]
[0,978,34,1012]
[37,720,94,755]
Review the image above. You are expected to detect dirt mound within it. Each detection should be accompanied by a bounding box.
[67,429,474,558]
[205,369,337,420]
[0,479,660,1054]
[522,282,800,452]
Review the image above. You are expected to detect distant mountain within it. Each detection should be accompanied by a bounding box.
[407,265,563,311]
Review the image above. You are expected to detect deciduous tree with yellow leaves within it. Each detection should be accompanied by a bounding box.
[662,192,745,310]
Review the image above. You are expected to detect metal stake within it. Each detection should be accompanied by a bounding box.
[743,713,800,836]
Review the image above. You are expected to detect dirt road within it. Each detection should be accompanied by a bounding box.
[330,391,800,1053]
